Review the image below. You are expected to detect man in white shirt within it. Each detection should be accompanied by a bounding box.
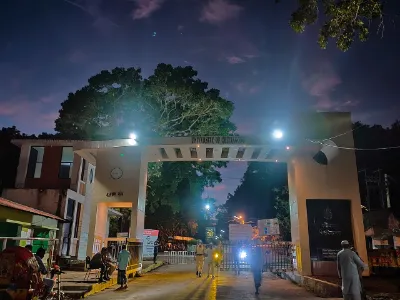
[337,240,366,300]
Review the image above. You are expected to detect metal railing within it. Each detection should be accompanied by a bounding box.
[104,238,143,272]
[159,242,295,272]
[219,242,294,272]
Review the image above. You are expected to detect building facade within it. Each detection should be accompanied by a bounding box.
[2,140,89,258]
[0,112,368,277]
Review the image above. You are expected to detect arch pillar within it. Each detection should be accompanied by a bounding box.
[288,113,367,276]
[82,146,147,257]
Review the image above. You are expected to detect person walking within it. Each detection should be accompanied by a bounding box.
[153,240,159,264]
[337,240,366,300]
[195,240,205,277]
[250,243,263,295]
[117,245,131,290]
[205,244,215,278]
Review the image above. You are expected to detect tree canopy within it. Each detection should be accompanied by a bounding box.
[55,63,236,237]
[288,0,385,51]
[55,64,235,139]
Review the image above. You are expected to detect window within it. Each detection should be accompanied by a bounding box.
[59,147,74,179]
[66,198,75,220]
[27,146,44,178]
[74,203,82,238]
[80,159,86,181]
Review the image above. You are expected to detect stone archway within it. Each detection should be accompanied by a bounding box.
[75,112,367,276]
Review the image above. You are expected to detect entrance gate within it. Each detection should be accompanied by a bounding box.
[159,241,294,274]
[74,112,368,277]
[219,242,294,272]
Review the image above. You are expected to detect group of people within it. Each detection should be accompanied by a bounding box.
[194,240,264,294]
[24,245,55,299]
[24,239,368,298]
[194,240,223,278]
[90,245,131,290]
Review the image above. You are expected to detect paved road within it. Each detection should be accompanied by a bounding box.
[88,264,341,300]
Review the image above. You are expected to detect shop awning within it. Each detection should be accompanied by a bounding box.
[0,197,65,221]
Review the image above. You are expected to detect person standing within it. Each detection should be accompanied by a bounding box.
[153,240,159,264]
[117,245,131,290]
[250,243,263,295]
[337,240,366,300]
[195,240,205,277]
[205,244,215,278]
[34,248,55,299]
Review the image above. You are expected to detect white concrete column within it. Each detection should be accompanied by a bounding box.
[86,203,108,256]
[129,151,148,240]
[77,164,96,260]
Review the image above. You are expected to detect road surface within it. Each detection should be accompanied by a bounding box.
[88,264,341,300]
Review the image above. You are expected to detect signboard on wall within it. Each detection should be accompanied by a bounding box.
[306,199,353,261]
[229,224,252,241]
[143,229,159,257]
[257,218,280,236]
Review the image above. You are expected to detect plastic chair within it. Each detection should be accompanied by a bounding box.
[84,256,100,281]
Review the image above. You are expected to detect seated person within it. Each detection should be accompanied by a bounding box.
[105,247,117,277]
[90,249,108,282]
[35,248,55,299]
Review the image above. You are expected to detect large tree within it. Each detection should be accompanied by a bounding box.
[55,64,236,233]
[55,64,235,139]
[224,162,288,220]
[288,0,385,51]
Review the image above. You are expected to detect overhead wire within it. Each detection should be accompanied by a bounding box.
[308,139,400,151]
[307,124,400,151]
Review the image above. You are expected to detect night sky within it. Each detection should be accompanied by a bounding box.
[1,0,400,204]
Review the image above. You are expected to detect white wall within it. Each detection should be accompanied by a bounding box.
[77,163,96,260]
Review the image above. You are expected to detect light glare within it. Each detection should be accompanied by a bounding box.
[129,133,137,140]
[272,129,283,139]
[128,139,137,146]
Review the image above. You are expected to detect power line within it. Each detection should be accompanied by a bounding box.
[308,123,400,151]
[321,124,364,142]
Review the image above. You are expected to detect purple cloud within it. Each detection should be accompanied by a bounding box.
[131,0,165,20]
[200,0,243,24]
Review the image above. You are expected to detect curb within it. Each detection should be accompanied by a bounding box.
[279,272,342,298]
[82,261,165,298]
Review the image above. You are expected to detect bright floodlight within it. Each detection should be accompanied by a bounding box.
[240,251,247,259]
[128,132,137,145]
[272,129,283,139]
[205,204,210,210]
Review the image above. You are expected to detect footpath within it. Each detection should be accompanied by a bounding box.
[59,260,164,298]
